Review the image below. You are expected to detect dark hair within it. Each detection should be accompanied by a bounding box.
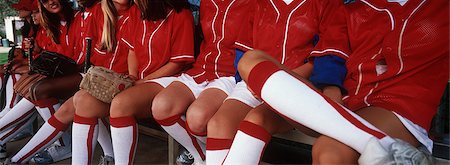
[20,19,39,38]
[38,0,74,44]
[78,0,99,11]
[135,0,190,21]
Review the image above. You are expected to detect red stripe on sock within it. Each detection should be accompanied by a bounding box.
[239,121,271,143]
[48,116,68,131]
[34,99,59,108]
[185,121,207,136]
[247,61,281,98]
[128,124,137,165]
[177,119,205,160]
[110,116,136,128]
[0,109,34,132]
[9,75,18,109]
[155,115,181,126]
[0,119,28,141]
[206,138,233,150]
[17,124,61,163]
[87,124,96,165]
[74,114,98,125]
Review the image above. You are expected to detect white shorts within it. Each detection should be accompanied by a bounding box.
[175,73,236,98]
[145,77,178,88]
[393,112,433,152]
[226,81,263,108]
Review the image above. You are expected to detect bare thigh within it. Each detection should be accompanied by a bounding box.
[152,81,195,120]
[110,82,164,119]
[54,97,75,124]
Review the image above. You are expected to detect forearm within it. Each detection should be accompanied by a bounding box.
[142,62,185,80]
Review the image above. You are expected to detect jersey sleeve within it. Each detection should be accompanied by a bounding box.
[169,9,195,63]
[309,0,350,60]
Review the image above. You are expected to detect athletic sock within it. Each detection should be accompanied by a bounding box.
[223,121,271,164]
[110,116,137,165]
[247,61,395,153]
[156,115,205,162]
[98,118,114,158]
[206,138,233,165]
[0,99,35,132]
[34,99,67,147]
[0,113,37,145]
[11,115,68,163]
[72,115,98,165]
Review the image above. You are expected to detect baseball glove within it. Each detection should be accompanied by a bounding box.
[13,73,46,101]
[80,66,134,103]
[30,51,78,77]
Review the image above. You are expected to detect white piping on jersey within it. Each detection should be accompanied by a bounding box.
[360,0,394,31]
[121,38,134,49]
[140,10,173,79]
[109,16,130,69]
[214,0,237,78]
[364,82,378,106]
[310,49,349,58]
[396,0,426,75]
[94,47,106,54]
[142,21,147,45]
[193,52,211,78]
[171,55,194,60]
[210,0,220,42]
[355,63,363,95]
[235,41,253,50]
[269,0,281,22]
[371,48,382,60]
[282,0,307,64]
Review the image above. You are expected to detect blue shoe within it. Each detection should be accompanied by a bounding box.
[30,144,71,164]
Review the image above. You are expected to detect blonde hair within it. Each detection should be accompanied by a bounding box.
[100,0,118,52]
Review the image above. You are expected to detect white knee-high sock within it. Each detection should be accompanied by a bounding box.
[72,114,98,165]
[110,116,138,165]
[0,113,37,145]
[1,74,21,114]
[223,121,271,165]
[246,61,395,153]
[34,99,68,147]
[11,115,68,163]
[0,99,35,132]
[156,115,205,163]
[98,118,113,158]
[206,138,233,165]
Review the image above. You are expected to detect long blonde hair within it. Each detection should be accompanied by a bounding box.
[100,0,118,52]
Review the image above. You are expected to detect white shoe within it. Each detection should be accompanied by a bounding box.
[358,138,390,165]
[98,155,114,165]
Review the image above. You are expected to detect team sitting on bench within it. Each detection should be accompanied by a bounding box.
[0,0,447,164]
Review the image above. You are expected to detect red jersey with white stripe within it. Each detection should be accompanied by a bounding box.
[240,0,350,70]
[72,2,102,66]
[121,6,195,79]
[87,4,130,74]
[343,0,449,130]
[185,0,255,83]
[37,21,77,60]
[34,27,47,58]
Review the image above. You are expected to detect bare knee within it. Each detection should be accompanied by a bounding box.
[237,50,270,78]
[207,112,227,135]
[186,103,213,134]
[110,93,137,118]
[152,93,178,121]
[312,136,358,164]
[54,101,75,124]
[31,81,51,100]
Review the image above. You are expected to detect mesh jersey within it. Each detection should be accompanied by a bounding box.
[343,0,449,130]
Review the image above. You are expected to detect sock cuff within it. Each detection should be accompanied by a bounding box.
[206,138,233,150]
[74,114,98,125]
[34,98,59,108]
[247,61,281,98]
[155,114,181,126]
[185,121,207,136]
[110,116,137,128]
[48,116,69,131]
[239,121,271,143]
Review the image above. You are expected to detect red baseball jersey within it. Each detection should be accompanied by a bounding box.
[36,20,77,59]
[34,27,47,58]
[238,0,350,70]
[185,0,255,83]
[72,2,102,66]
[87,4,130,74]
[343,0,449,130]
[121,6,195,79]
